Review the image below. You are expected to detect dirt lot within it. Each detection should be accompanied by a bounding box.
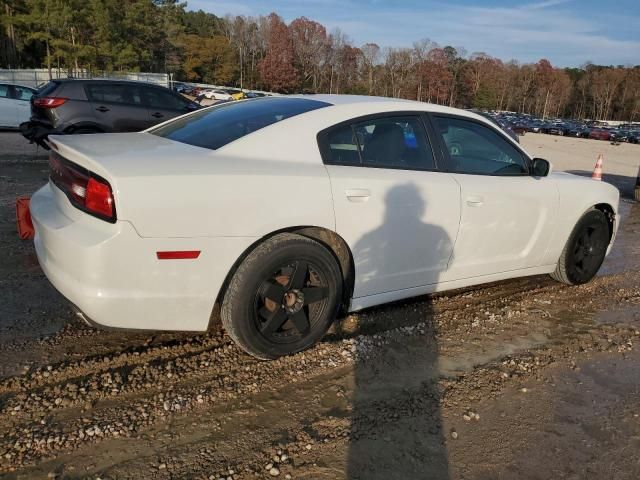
[0,131,639,480]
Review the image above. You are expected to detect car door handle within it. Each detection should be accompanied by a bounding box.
[151,112,164,118]
[466,195,484,207]
[95,106,110,112]
[345,189,371,202]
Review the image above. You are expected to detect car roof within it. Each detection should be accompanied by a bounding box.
[287,94,484,119]
[53,78,167,87]
[216,94,512,160]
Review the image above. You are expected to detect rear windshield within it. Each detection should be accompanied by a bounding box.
[150,97,330,150]
[37,81,60,96]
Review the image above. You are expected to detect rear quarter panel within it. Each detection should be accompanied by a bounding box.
[116,155,336,238]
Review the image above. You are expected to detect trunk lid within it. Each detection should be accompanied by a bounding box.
[47,132,215,181]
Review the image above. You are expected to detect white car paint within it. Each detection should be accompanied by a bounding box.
[0,83,34,128]
[30,95,620,332]
[442,173,559,280]
[202,89,233,101]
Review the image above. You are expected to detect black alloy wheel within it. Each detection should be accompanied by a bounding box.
[221,233,342,359]
[254,260,330,344]
[551,209,610,285]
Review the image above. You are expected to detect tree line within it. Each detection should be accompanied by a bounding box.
[2,0,639,120]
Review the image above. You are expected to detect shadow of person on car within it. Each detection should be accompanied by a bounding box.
[345,183,452,480]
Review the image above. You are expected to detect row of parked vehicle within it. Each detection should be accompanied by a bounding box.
[3,78,638,149]
[1,78,273,146]
[482,111,640,144]
[174,83,269,102]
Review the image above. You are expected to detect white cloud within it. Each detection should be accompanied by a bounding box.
[189,0,640,66]
[313,2,640,66]
[522,0,574,10]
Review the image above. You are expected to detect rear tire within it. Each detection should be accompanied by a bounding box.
[550,209,610,285]
[221,233,342,360]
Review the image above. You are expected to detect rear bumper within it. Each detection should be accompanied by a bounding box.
[30,182,255,331]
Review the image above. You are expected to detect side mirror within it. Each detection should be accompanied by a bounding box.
[532,158,552,177]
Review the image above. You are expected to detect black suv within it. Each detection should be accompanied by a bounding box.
[21,79,200,148]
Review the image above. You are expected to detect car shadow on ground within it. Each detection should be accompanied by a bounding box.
[565,170,638,198]
[344,183,451,479]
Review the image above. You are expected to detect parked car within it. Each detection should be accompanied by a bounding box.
[229,90,246,100]
[30,95,619,359]
[0,83,36,128]
[468,109,519,143]
[20,79,200,148]
[546,123,566,136]
[611,129,639,144]
[184,86,204,97]
[567,125,590,138]
[194,95,231,107]
[508,122,527,135]
[202,89,234,101]
[173,83,189,94]
[589,128,612,141]
[527,122,546,133]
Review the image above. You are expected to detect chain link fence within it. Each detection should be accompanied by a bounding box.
[0,69,170,89]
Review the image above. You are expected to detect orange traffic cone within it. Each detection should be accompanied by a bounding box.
[592,154,603,181]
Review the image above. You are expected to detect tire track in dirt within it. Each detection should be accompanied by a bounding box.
[1,270,638,475]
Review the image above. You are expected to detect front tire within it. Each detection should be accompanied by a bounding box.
[221,233,343,359]
[550,209,610,285]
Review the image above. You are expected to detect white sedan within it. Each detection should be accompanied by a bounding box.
[0,83,36,128]
[202,89,234,101]
[30,95,619,359]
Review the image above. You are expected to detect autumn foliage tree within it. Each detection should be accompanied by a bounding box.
[258,13,298,93]
[2,2,640,120]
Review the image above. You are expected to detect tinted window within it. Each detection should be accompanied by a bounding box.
[152,97,330,150]
[144,87,188,110]
[326,124,360,165]
[37,81,59,96]
[322,115,436,171]
[13,86,34,101]
[434,116,528,175]
[356,116,435,170]
[0,84,9,98]
[85,83,143,105]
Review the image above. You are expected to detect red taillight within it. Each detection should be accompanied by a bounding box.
[49,152,116,222]
[85,177,114,218]
[34,97,68,108]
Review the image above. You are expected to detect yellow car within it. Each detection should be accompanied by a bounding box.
[231,91,246,100]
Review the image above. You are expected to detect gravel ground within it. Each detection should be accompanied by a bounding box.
[0,131,639,479]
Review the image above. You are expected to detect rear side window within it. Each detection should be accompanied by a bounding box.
[0,84,9,98]
[85,83,143,105]
[357,117,435,170]
[13,86,34,101]
[144,87,188,110]
[321,115,436,171]
[326,124,360,165]
[151,97,330,150]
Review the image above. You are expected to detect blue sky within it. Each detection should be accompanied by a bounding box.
[186,0,640,67]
